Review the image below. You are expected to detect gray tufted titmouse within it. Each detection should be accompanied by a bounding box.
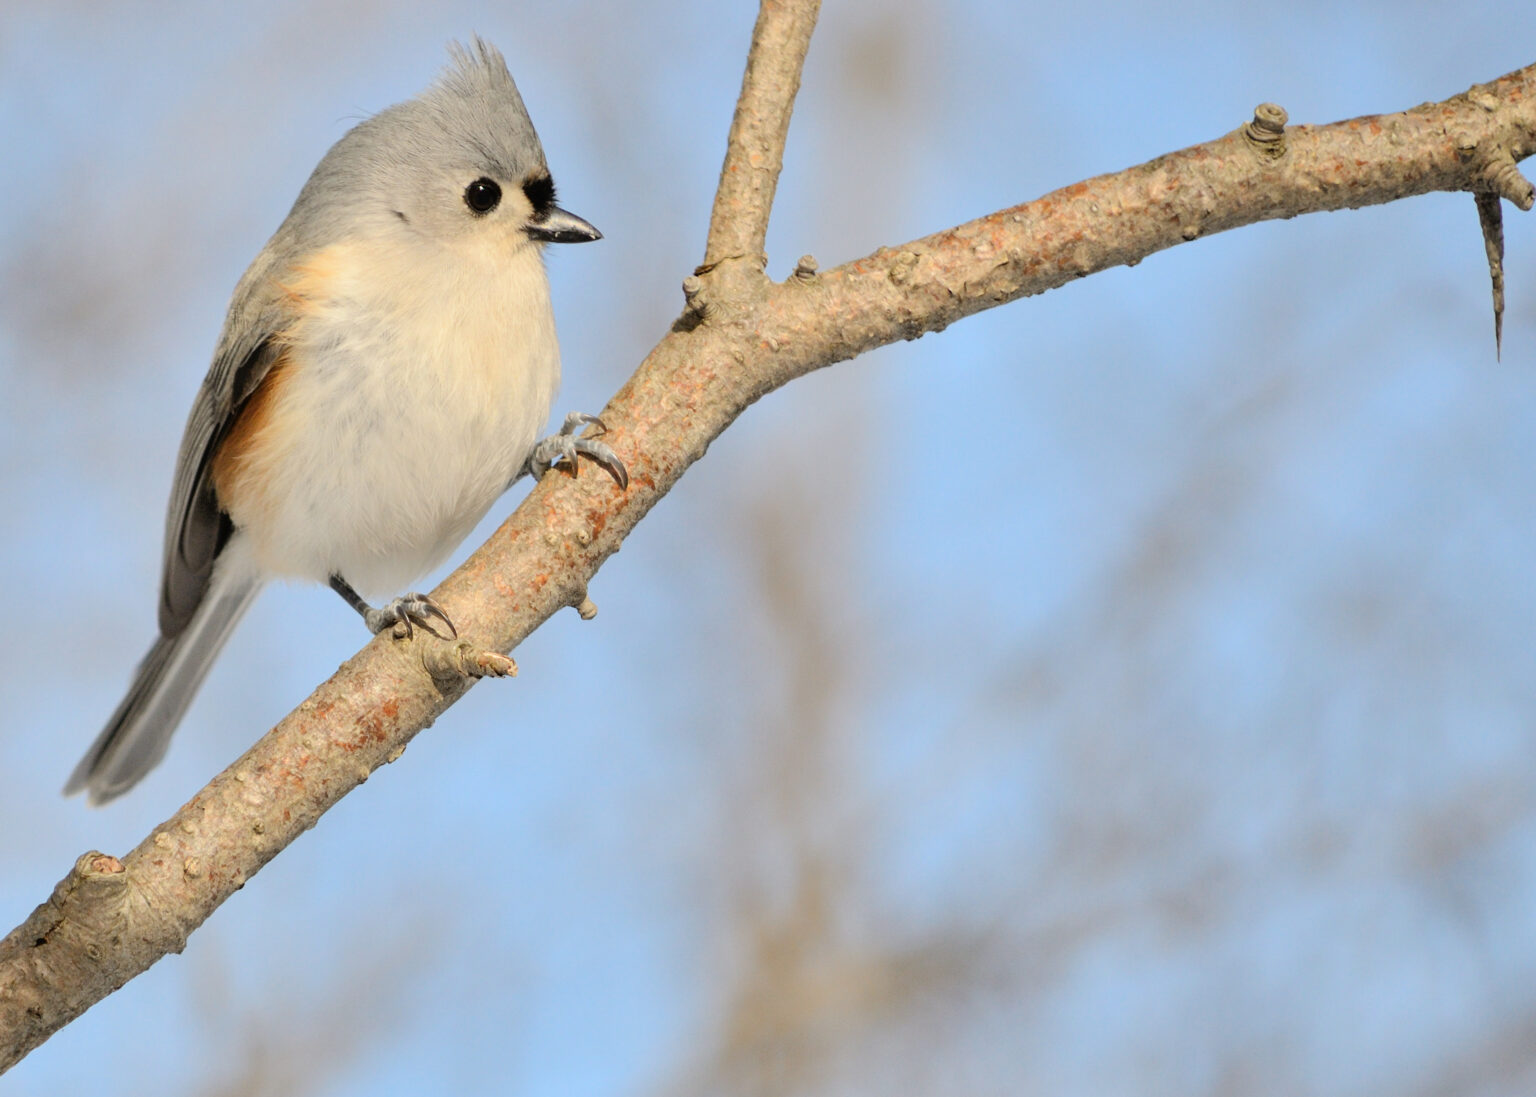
[66,39,625,805]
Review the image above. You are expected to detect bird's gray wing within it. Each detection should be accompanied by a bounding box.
[158,254,295,637]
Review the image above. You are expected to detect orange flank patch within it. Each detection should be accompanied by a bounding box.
[273,244,348,312]
[210,349,294,520]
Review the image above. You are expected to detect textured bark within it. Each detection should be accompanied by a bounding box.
[2,0,1532,1072]
[705,0,822,269]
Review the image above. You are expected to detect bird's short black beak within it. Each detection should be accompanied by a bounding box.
[526,205,602,244]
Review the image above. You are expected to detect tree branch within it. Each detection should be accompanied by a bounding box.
[703,0,821,270]
[761,72,1536,384]
[2,35,1532,1074]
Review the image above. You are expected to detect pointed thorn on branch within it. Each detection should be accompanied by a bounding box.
[1474,191,1506,360]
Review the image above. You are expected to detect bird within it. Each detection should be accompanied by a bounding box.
[66,38,625,805]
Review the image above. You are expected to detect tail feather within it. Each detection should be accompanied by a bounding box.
[66,570,262,805]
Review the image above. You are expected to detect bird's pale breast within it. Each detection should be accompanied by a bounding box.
[213,235,560,596]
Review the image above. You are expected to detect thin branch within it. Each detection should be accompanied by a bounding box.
[747,68,1536,387]
[3,53,1534,1074]
[703,0,821,270]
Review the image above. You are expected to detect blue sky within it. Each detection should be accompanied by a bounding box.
[3,3,1536,1095]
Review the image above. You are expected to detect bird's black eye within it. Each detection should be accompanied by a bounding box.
[464,177,502,214]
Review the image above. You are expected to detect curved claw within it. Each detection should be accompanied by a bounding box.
[563,412,606,435]
[364,593,459,641]
[573,438,629,489]
[410,596,459,640]
[527,412,629,490]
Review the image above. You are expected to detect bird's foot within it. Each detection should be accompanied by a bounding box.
[525,412,628,489]
[363,592,458,640]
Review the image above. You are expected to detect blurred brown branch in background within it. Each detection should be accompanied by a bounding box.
[4,0,1534,1076]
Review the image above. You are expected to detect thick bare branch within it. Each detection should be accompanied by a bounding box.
[3,53,1533,1074]
[752,66,1536,385]
[703,0,821,269]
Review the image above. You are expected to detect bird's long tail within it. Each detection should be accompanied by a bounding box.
[65,568,263,805]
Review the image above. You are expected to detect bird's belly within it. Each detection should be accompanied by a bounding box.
[234,311,558,597]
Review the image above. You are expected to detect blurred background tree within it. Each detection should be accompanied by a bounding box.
[2,2,1534,1095]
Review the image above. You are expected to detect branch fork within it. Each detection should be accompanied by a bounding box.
[4,3,1533,1074]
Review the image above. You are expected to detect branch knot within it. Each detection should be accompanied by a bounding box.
[1244,103,1288,156]
[1476,149,1536,210]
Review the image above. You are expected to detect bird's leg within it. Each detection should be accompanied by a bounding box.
[329,574,457,640]
[521,412,629,489]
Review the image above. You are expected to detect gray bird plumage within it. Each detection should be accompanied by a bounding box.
[68,38,613,805]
